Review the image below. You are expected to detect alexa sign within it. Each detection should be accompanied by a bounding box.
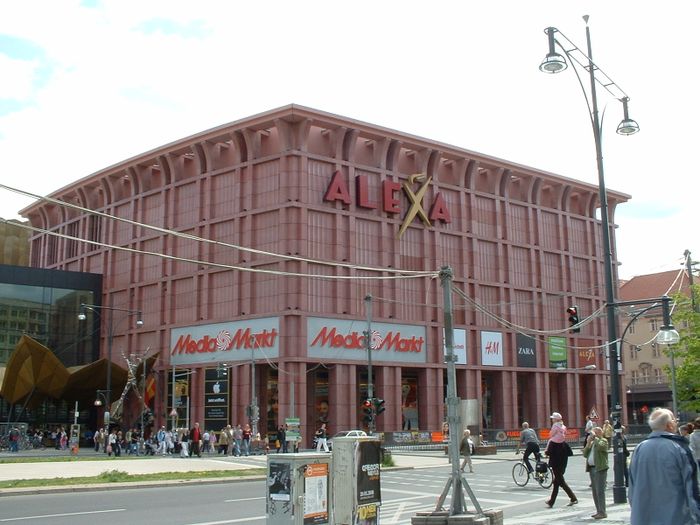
[324,171,451,238]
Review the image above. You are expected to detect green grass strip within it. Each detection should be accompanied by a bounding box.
[0,468,266,489]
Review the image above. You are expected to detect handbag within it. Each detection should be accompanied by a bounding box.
[564,442,574,457]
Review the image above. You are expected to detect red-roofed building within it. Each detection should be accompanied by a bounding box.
[619,269,693,423]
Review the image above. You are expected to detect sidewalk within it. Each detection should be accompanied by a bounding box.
[0,447,633,524]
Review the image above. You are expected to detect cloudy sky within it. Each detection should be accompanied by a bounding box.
[1,1,697,280]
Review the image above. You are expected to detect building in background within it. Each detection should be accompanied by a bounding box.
[0,219,30,267]
[0,264,102,425]
[19,105,627,444]
[619,269,693,424]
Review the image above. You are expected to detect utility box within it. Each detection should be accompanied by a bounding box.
[266,453,331,525]
[331,436,382,525]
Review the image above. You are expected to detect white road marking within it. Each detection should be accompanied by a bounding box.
[186,517,265,524]
[0,509,125,522]
[223,496,265,502]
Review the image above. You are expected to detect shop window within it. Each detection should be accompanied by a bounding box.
[266,372,279,437]
[401,377,418,430]
[314,370,329,428]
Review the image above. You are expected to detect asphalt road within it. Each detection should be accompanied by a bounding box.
[0,455,631,524]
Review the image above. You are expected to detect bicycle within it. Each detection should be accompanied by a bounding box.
[512,453,553,489]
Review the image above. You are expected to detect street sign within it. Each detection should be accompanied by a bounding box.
[589,407,599,420]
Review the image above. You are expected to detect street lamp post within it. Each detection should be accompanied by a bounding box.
[539,17,639,504]
[364,294,375,434]
[79,300,143,431]
[617,296,681,418]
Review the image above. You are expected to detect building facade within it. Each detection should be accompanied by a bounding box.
[619,269,694,424]
[21,105,626,443]
[0,264,102,424]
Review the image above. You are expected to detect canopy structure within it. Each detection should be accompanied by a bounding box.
[0,335,155,412]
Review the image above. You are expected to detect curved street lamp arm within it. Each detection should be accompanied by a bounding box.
[619,303,660,347]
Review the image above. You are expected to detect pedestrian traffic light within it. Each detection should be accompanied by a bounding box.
[374,398,385,416]
[567,306,580,333]
[362,398,373,424]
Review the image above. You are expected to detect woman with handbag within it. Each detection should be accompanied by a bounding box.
[544,412,578,508]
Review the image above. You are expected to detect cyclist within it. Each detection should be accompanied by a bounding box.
[516,422,541,473]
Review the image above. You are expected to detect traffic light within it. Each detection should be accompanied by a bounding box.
[362,398,373,424]
[567,306,580,333]
[374,398,385,416]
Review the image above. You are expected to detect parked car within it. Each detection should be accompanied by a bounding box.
[326,429,367,451]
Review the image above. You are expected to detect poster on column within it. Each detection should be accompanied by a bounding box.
[480,331,503,366]
[516,333,536,367]
[443,328,467,364]
[548,336,567,369]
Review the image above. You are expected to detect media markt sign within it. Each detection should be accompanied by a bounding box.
[323,170,451,238]
[307,317,427,364]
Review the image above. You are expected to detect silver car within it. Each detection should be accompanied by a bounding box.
[327,429,368,450]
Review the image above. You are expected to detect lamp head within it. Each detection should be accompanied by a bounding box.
[78,304,87,321]
[540,27,568,74]
[94,398,103,407]
[540,52,568,73]
[656,325,680,345]
[136,318,144,328]
[616,97,640,135]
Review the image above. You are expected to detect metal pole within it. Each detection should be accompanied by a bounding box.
[661,297,679,418]
[365,294,375,433]
[685,249,697,312]
[171,365,176,432]
[141,353,147,453]
[584,22,625,504]
[251,347,258,436]
[105,297,114,431]
[670,353,678,418]
[442,267,463,515]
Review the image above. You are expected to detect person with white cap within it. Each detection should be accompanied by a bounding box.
[544,411,578,508]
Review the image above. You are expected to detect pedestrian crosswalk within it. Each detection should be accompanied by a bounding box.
[379,468,628,524]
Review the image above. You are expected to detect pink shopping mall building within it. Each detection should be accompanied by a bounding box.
[21,105,628,444]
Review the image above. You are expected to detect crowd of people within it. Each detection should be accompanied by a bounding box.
[530,408,700,523]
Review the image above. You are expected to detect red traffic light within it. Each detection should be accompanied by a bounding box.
[362,399,372,408]
[566,306,577,315]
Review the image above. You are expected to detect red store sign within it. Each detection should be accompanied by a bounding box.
[307,317,427,364]
[170,317,280,366]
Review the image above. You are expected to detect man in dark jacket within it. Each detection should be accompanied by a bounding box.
[189,422,203,457]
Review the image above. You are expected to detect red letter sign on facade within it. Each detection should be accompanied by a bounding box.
[323,171,351,204]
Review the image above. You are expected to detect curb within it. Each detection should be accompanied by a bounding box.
[0,465,418,497]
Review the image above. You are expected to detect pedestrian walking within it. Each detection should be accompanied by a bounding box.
[219,425,230,454]
[690,416,700,473]
[583,426,609,519]
[629,408,700,525]
[459,429,474,473]
[242,424,252,456]
[315,423,329,452]
[544,412,578,508]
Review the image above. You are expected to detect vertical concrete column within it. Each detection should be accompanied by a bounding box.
[419,367,443,431]
[537,372,549,429]
[374,366,402,431]
[329,363,357,432]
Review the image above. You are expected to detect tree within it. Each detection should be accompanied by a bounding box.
[667,284,700,414]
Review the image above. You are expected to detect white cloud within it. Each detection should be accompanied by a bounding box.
[0,0,697,279]
[0,55,38,101]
